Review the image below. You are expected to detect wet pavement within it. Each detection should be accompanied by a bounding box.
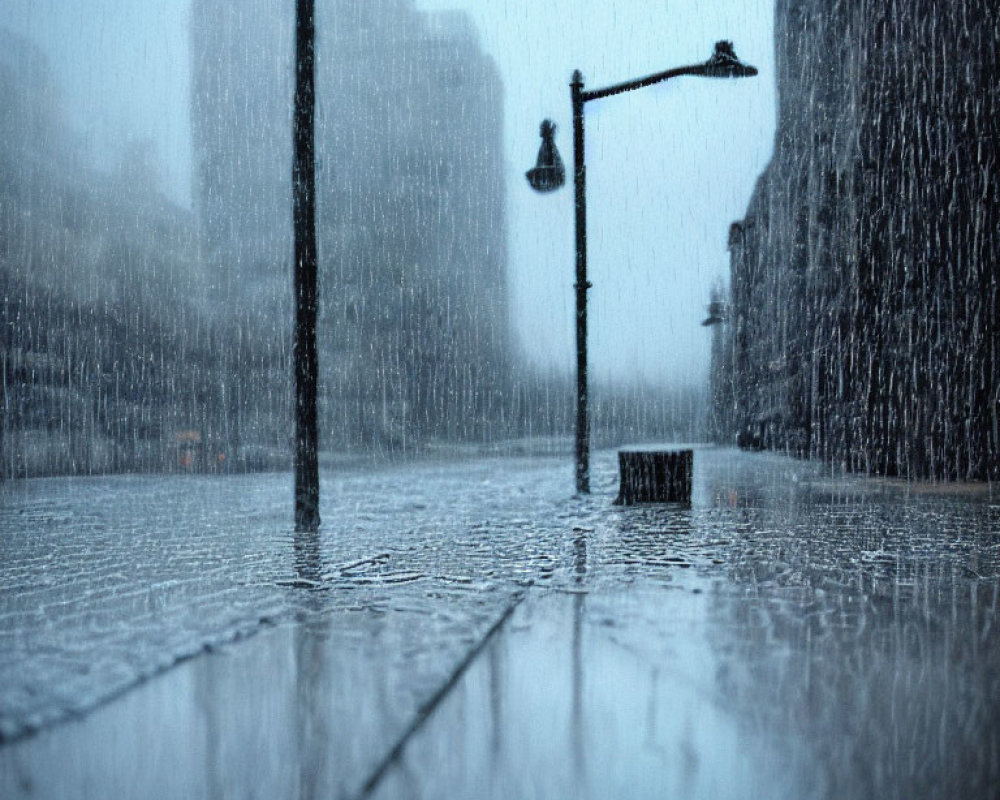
[1,447,998,798]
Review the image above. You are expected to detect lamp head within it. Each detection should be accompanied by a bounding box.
[700,41,758,78]
[526,118,566,193]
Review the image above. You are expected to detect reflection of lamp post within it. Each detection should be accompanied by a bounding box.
[527,42,758,493]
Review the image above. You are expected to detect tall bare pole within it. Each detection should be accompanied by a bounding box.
[293,0,320,532]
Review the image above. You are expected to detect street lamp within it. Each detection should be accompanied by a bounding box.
[526,41,757,494]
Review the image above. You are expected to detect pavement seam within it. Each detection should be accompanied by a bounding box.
[357,590,526,798]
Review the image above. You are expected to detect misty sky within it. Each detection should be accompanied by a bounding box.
[1,0,776,389]
[416,0,777,389]
[0,0,192,201]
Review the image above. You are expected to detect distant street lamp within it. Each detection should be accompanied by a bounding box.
[701,299,729,327]
[526,41,758,493]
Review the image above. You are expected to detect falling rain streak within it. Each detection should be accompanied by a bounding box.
[1,0,772,480]
[1,1,998,798]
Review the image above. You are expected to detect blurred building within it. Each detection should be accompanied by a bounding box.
[1,28,228,477]
[190,0,510,452]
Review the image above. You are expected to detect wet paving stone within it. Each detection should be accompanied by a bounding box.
[1,448,998,798]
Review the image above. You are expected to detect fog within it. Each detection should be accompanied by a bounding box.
[2,0,773,386]
[3,6,998,794]
[415,0,775,386]
[1,0,774,476]
[0,0,193,203]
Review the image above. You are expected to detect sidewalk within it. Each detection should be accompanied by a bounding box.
[1,448,998,798]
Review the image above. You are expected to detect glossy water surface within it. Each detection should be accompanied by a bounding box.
[1,447,997,798]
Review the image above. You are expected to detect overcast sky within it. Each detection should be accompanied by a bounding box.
[1,0,776,389]
[0,0,193,202]
[413,0,777,388]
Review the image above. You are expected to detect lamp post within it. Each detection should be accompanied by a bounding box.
[527,41,757,494]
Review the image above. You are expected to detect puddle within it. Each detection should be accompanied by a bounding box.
[0,598,519,800]
[369,585,810,800]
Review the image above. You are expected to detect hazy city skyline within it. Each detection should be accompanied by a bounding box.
[0,0,776,388]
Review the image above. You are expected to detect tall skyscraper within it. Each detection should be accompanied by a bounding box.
[190,0,509,450]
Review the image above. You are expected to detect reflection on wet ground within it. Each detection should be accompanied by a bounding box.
[0,457,592,743]
[374,453,999,799]
[1,447,998,798]
[373,585,807,800]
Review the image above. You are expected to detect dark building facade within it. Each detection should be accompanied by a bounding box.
[712,0,999,480]
[190,0,510,452]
